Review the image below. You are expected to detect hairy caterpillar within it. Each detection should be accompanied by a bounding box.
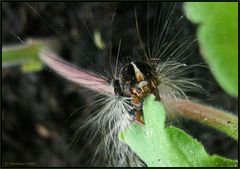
[3,2,237,167]
[37,2,203,167]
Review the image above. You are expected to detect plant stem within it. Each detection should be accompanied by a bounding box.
[164,99,238,140]
[2,38,59,73]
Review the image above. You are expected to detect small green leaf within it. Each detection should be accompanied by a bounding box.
[120,95,237,167]
[184,2,238,97]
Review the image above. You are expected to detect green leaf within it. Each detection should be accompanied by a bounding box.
[120,95,237,167]
[2,41,45,73]
[184,2,238,97]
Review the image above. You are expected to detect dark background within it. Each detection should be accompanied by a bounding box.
[2,2,238,167]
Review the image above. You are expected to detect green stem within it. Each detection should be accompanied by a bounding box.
[2,38,58,73]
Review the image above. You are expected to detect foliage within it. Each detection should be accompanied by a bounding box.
[120,95,237,167]
[184,2,238,97]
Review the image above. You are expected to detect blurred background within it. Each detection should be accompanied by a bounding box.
[2,2,238,167]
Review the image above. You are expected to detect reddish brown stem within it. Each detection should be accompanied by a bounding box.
[164,99,238,140]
